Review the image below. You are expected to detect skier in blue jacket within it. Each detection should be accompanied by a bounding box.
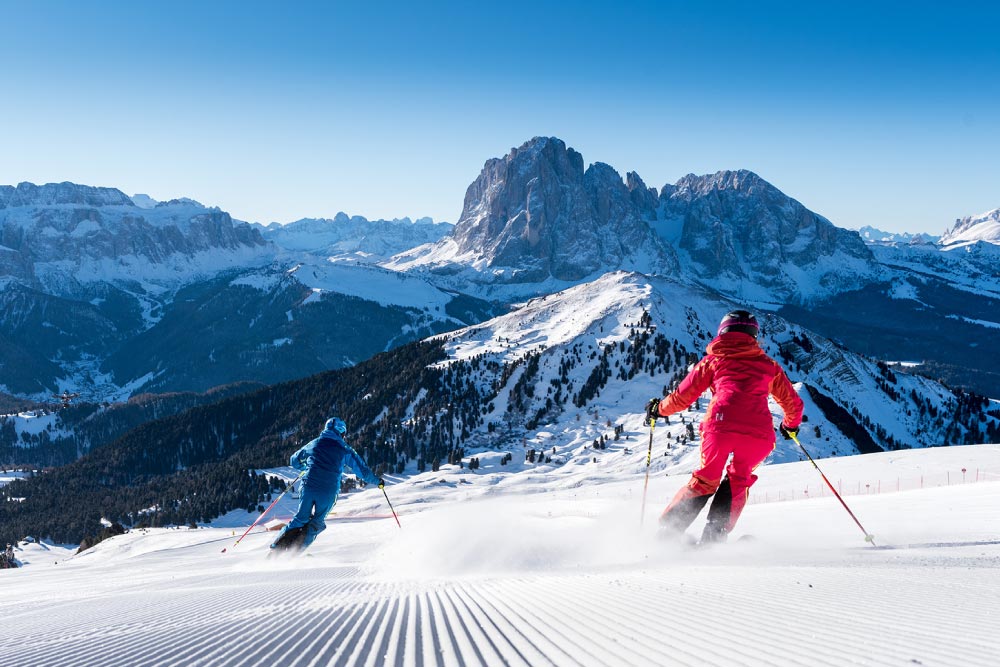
[271,417,382,551]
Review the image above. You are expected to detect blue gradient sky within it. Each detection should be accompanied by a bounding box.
[2,1,997,233]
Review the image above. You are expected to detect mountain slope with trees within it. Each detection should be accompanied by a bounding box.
[3,274,997,548]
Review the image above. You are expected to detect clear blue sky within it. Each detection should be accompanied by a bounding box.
[2,1,997,233]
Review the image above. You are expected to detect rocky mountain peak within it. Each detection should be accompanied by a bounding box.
[625,171,658,214]
[0,181,269,291]
[441,137,675,283]
[0,182,135,209]
[657,169,878,302]
[941,208,1000,246]
[673,169,770,197]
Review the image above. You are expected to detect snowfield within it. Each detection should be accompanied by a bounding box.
[4,445,999,667]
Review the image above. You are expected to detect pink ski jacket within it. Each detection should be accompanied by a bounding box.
[658,332,804,440]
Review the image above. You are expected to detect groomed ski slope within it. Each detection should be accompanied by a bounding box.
[4,446,1000,667]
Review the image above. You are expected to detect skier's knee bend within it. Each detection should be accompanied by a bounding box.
[687,473,721,496]
[726,471,759,491]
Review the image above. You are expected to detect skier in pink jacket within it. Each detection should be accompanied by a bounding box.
[646,310,803,543]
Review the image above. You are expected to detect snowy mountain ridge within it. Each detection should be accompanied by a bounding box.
[656,168,880,304]
[0,182,271,293]
[857,225,940,246]
[431,272,998,466]
[3,140,999,411]
[0,181,135,209]
[940,207,1000,248]
[387,138,881,304]
[259,213,452,264]
[0,180,484,402]
[387,137,676,296]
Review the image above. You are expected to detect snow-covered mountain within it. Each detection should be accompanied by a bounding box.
[655,170,880,304]
[432,272,997,462]
[862,207,1000,294]
[387,137,678,297]
[940,207,1000,248]
[2,144,998,424]
[388,138,880,304]
[786,204,1000,398]
[6,270,996,544]
[128,193,159,209]
[259,213,452,263]
[0,182,271,293]
[857,225,940,246]
[0,182,491,401]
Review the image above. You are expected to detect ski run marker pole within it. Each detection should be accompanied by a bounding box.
[382,486,402,528]
[221,471,305,553]
[639,417,655,526]
[790,433,876,546]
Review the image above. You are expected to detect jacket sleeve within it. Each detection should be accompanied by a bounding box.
[769,365,804,429]
[289,441,312,471]
[659,357,714,416]
[344,445,381,486]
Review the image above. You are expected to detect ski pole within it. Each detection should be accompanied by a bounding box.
[222,471,305,553]
[382,485,402,528]
[790,433,876,546]
[639,417,655,526]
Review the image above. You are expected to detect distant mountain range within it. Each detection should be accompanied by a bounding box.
[0,182,489,400]
[255,213,452,264]
[2,136,1000,467]
[856,226,940,246]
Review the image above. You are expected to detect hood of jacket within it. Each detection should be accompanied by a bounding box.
[319,428,344,442]
[705,331,764,359]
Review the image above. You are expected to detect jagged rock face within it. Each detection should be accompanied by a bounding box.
[626,171,658,214]
[0,182,268,290]
[660,170,877,300]
[0,182,135,208]
[452,137,676,282]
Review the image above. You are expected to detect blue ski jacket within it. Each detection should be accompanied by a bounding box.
[290,428,381,495]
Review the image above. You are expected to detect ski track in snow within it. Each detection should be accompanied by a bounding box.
[5,549,999,667]
[5,448,1000,667]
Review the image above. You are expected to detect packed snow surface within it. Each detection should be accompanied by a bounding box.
[4,445,999,666]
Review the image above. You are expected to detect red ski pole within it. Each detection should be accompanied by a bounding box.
[791,433,876,546]
[382,485,402,528]
[222,471,305,553]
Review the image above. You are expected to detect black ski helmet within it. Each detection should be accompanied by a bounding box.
[718,310,759,338]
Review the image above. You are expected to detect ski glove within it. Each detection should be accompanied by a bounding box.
[645,398,661,424]
[378,479,385,490]
[779,424,799,440]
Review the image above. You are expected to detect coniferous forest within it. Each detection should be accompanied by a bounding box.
[0,340,474,547]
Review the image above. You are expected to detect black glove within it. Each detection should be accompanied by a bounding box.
[780,424,799,440]
[645,398,661,424]
[378,478,385,489]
